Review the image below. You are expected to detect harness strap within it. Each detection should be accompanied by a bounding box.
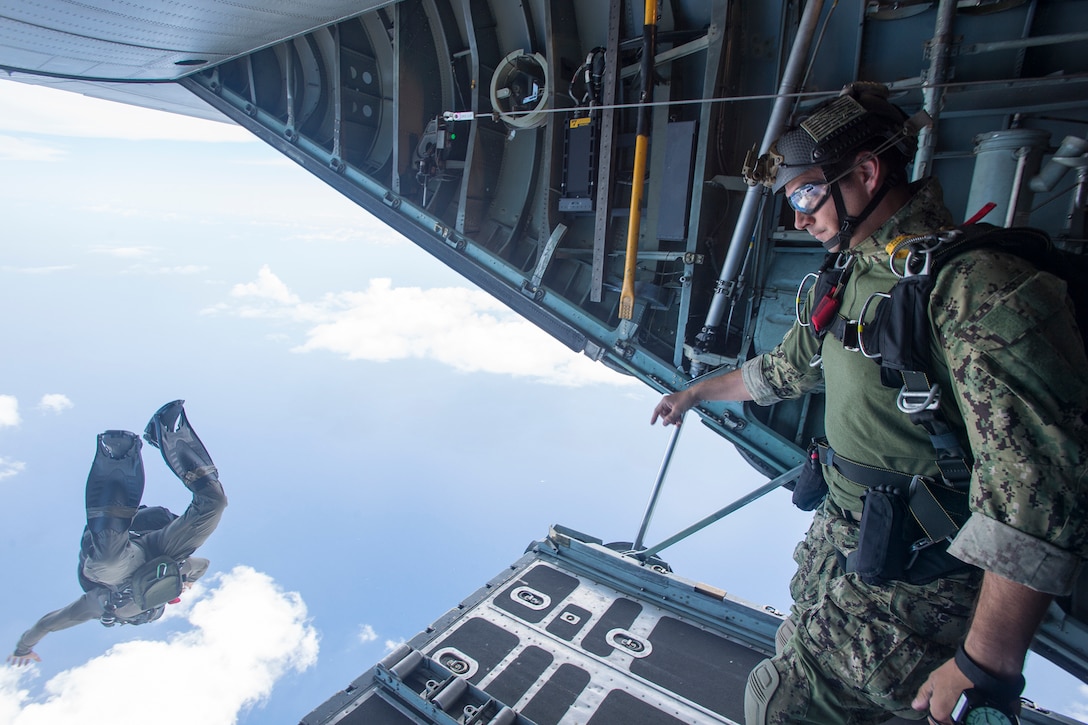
[908,476,963,542]
[817,441,968,544]
[816,441,914,489]
[825,317,860,350]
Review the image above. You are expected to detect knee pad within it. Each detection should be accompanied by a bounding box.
[744,658,781,725]
[774,616,797,656]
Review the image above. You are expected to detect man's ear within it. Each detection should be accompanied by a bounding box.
[853,152,882,194]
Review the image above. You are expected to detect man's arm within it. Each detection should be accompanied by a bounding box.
[9,593,105,664]
[912,572,1051,722]
[916,254,1087,721]
[650,368,753,426]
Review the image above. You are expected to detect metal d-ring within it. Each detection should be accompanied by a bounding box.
[795,272,819,327]
[856,292,891,359]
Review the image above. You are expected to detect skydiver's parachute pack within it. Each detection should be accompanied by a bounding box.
[128,554,184,611]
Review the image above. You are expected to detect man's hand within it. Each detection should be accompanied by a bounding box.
[912,657,972,724]
[651,390,696,426]
[7,650,41,667]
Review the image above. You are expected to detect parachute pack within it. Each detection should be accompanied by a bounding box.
[128,555,183,611]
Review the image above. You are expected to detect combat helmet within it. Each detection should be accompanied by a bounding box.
[744,82,930,249]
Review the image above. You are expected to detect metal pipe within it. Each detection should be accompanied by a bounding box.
[637,464,804,560]
[1005,146,1031,227]
[693,0,826,368]
[912,0,956,181]
[961,31,1088,57]
[633,420,684,551]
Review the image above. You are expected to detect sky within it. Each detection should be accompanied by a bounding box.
[0,79,1085,724]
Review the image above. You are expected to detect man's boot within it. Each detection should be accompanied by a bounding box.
[84,430,145,535]
[143,400,218,491]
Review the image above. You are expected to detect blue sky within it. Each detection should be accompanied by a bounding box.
[0,80,1084,723]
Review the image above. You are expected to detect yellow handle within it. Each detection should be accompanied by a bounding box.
[619,133,650,320]
[619,0,657,321]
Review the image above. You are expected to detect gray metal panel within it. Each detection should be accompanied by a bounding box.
[0,0,395,80]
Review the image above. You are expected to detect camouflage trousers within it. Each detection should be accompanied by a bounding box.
[745,502,981,724]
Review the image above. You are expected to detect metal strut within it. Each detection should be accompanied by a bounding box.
[689,0,827,376]
[633,418,684,551]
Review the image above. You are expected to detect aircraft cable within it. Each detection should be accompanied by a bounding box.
[443,72,1088,126]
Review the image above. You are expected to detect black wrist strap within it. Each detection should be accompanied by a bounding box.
[955,644,1026,699]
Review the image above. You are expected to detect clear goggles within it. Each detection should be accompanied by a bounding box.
[785,149,878,215]
[786,181,833,215]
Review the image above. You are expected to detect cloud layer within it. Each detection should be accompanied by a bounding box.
[37,395,73,414]
[0,457,26,481]
[0,566,318,725]
[0,396,19,428]
[216,267,634,388]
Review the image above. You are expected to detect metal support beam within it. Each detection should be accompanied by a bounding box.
[913,0,956,182]
[637,464,804,560]
[619,34,710,79]
[591,0,622,303]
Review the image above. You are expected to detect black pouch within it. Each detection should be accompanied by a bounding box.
[851,485,911,585]
[791,442,828,511]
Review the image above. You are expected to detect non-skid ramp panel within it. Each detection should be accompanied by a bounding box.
[299,527,1080,725]
[300,526,785,724]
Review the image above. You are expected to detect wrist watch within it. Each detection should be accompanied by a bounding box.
[952,688,1019,725]
[952,645,1024,725]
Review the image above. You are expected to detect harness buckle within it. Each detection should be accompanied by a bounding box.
[897,383,941,413]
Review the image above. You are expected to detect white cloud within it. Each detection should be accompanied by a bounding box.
[0,81,253,143]
[0,135,65,162]
[0,566,318,724]
[0,396,20,427]
[91,246,153,259]
[0,457,27,481]
[218,268,635,387]
[1066,684,1088,721]
[357,624,378,644]
[230,265,301,306]
[120,265,209,276]
[384,639,406,653]
[0,266,74,275]
[38,395,73,414]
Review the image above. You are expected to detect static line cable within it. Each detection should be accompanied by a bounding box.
[442,72,1088,125]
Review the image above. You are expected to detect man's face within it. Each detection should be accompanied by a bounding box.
[784,169,843,248]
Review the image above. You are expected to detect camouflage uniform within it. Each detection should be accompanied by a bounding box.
[740,178,1088,723]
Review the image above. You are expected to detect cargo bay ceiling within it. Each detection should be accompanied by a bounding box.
[4,0,1087,480]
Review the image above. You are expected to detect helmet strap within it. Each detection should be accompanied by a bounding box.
[824,179,891,251]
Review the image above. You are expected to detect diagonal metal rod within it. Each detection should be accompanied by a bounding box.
[633,417,685,551]
[636,464,804,560]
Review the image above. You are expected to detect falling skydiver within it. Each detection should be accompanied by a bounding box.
[7,400,227,666]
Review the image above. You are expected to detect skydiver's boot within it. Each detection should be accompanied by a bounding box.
[84,430,145,536]
[143,400,218,491]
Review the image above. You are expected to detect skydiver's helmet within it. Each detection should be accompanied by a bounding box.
[744,82,927,249]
